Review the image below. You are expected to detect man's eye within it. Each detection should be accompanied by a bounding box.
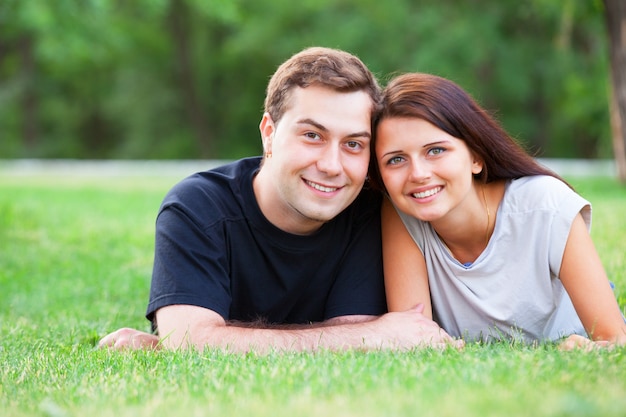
[346,141,362,149]
[305,132,320,140]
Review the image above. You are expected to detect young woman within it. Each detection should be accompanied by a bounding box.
[372,72,626,347]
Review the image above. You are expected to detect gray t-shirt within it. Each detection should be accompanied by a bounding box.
[396,175,591,343]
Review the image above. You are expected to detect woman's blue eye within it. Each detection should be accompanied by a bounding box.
[387,156,403,165]
[428,147,445,156]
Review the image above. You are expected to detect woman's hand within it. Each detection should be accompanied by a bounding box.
[557,334,610,351]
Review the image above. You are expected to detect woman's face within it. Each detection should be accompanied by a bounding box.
[375,117,483,223]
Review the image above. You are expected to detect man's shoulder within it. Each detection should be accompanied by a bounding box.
[340,186,382,225]
[168,157,259,196]
[159,157,260,216]
[351,186,382,211]
[207,157,262,177]
[177,157,259,187]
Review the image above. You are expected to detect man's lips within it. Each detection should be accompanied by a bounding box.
[305,180,341,193]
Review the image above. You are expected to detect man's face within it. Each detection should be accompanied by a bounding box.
[257,85,373,235]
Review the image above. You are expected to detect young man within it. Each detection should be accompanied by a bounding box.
[98,47,461,353]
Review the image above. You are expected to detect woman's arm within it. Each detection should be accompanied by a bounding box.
[381,199,433,317]
[559,213,626,345]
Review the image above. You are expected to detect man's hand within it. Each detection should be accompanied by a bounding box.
[97,328,160,350]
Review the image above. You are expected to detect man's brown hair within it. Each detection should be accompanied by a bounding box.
[264,47,382,124]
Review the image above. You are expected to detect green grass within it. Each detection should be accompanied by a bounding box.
[1,174,625,417]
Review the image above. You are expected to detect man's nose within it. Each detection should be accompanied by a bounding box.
[317,145,342,176]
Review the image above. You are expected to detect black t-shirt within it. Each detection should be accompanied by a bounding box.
[146,157,386,326]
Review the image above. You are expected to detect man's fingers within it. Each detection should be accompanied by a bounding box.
[97,331,119,348]
[97,328,159,350]
[97,328,131,349]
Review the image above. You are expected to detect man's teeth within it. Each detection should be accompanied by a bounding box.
[307,181,337,193]
[412,187,441,199]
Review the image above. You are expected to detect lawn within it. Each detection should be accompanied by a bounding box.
[1,170,625,417]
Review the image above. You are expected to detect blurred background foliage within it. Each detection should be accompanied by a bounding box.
[0,0,612,160]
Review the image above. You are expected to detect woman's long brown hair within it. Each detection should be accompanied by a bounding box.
[370,73,568,191]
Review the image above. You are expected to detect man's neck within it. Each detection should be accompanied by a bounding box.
[252,169,323,236]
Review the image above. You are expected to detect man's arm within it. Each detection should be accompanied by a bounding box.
[96,313,376,350]
[99,304,463,353]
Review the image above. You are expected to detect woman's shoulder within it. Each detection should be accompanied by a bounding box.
[509,174,567,190]
[503,175,577,211]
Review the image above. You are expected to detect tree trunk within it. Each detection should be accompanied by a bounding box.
[167,0,213,158]
[604,0,626,182]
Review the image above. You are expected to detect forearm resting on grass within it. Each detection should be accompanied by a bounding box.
[157,304,463,353]
[99,304,463,353]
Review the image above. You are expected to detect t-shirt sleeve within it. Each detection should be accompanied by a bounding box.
[323,196,387,319]
[547,179,592,276]
[146,203,232,324]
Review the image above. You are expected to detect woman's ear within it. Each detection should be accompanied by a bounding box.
[471,154,484,175]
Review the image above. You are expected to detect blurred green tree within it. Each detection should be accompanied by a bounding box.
[0,0,614,161]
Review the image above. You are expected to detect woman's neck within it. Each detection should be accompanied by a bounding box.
[433,181,505,265]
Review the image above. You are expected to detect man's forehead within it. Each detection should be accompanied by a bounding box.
[282,86,372,123]
[287,85,372,107]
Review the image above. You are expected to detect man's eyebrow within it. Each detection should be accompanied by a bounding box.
[297,118,371,139]
[297,118,328,132]
[348,130,371,139]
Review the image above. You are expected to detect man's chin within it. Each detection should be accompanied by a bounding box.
[304,204,351,223]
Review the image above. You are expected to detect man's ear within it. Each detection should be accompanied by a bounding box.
[259,112,275,157]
